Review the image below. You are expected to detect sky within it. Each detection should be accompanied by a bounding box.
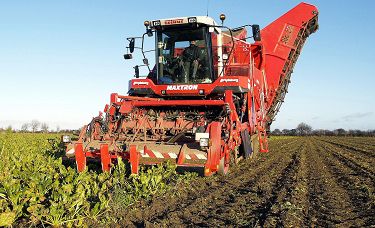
[0,0,374,131]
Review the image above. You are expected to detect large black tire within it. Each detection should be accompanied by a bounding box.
[240,129,252,159]
[240,130,260,159]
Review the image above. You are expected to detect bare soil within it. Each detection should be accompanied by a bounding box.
[116,137,375,227]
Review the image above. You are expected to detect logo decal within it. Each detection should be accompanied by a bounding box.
[164,19,184,25]
[133,81,149,85]
[220,78,239,83]
[166,85,198,90]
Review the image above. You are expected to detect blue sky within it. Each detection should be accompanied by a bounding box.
[0,0,374,130]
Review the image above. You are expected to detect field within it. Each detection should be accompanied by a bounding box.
[1,133,374,227]
[120,136,375,227]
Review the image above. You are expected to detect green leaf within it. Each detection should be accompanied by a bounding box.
[0,211,16,226]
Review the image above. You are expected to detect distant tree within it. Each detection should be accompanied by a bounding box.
[296,122,312,136]
[272,128,282,135]
[357,130,366,136]
[348,129,363,136]
[30,120,40,132]
[21,123,29,132]
[41,122,49,133]
[334,128,346,136]
[282,129,290,135]
[312,129,325,136]
[290,128,298,136]
[6,125,13,133]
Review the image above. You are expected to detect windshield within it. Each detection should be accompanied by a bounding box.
[156,27,213,84]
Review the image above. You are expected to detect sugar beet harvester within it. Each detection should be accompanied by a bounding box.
[64,2,318,176]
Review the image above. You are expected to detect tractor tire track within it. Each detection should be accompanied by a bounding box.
[306,139,362,226]
[120,139,301,227]
[312,139,375,226]
[251,146,302,227]
[319,137,375,159]
[316,138,375,180]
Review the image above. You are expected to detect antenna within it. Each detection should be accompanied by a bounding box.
[206,0,210,16]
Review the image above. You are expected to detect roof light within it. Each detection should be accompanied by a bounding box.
[188,17,197,23]
[153,20,161,27]
[220,13,226,25]
[220,14,226,21]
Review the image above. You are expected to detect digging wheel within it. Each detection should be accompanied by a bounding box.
[218,147,230,175]
[208,121,229,176]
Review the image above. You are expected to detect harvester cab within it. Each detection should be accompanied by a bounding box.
[125,16,261,98]
[65,3,318,176]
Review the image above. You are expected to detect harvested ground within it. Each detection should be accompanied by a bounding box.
[118,137,375,227]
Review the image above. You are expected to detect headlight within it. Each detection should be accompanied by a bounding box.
[62,135,71,143]
[199,138,209,147]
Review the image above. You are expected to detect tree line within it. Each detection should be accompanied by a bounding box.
[271,122,375,137]
[0,120,75,133]
[1,121,374,137]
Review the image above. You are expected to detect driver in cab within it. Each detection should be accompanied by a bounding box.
[180,40,209,83]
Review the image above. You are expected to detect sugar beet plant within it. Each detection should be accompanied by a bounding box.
[0,133,195,227]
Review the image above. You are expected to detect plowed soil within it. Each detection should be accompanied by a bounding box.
[118,137,375,227]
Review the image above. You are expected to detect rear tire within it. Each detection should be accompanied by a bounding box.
[241,129,252,159]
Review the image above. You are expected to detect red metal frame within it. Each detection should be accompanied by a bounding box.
[100,144,111,172]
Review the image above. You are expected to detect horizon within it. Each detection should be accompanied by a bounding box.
[1,120,374,132]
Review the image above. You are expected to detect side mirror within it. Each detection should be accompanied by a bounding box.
[123,54,133,60]
[143,58,149,65]
[252,24,261,41]
[129,38,135,53]
[134,65,139,78]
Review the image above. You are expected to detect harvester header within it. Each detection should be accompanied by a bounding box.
[64,2,318,176]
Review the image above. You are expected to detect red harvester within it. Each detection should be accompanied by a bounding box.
[64,2,318,176]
